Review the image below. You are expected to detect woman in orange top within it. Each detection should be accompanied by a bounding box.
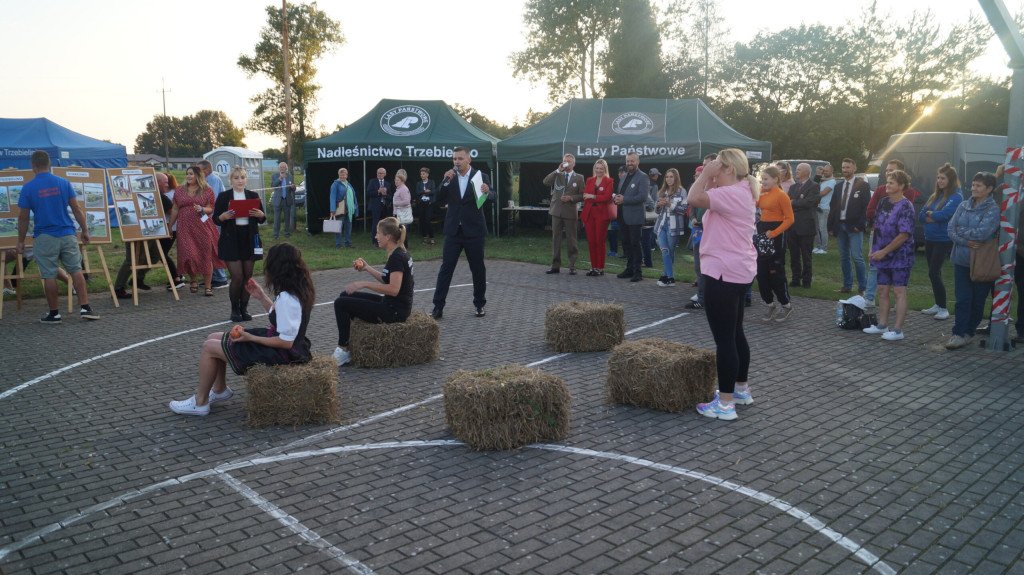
[756,166,795,321]
[581,158,615,275]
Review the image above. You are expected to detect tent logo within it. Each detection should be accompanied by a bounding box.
[611,112,655,135]
[381,105,431,137]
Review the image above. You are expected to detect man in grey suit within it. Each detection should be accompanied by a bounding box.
[543,153,585,274]
[271,162,296,239]
[613,152,650,282]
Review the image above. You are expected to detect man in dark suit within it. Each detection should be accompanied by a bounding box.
[431,146,493,318]
[828,157,872,294]
[366,167,394,246]
[787,163,820,288]
[613,152,650,282]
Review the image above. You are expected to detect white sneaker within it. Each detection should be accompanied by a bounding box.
[862,324,887,335]
[2,287,15,295]
[881,329,904,341]
[169,395,209,416]
[945,335,968,349]
[921,305,941,316]
[690,293,699,302]
[209,386,233,405]
[934,308,950,320]
[332,347,352,366]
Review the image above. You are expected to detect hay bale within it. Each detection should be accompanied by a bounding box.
[443,364,571,451]
[349,311,439,368]
[606,338,716,412]
[245,355,339,427]
[545,300,625,352]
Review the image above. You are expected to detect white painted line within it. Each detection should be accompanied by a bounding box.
[625,311,689,335]
[217,471,375,575]
[0,439,895,575]
[0,284,473,402]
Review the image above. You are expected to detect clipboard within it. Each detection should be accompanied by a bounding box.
[228,198,261,216]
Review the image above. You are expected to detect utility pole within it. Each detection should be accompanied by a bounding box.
[282,0,294,170]
[159,78,171,170]
[977,0,1024,351]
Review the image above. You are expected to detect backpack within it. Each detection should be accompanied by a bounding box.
[836,302,875,330]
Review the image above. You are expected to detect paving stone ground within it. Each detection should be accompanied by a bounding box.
[1,257,1022,574]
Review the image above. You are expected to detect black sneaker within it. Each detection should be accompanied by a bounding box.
[475,307,486,317]
[80,306,100,320]
[40,310,62,324]
[684,301,704,310]
[211,280,229,289]
[114,288,132,299]
[137,283,151,291]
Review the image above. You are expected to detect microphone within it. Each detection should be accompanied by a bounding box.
[442,168,455,186]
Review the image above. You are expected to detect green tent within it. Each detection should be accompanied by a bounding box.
[498,98,772,209]
[302,99,500,235]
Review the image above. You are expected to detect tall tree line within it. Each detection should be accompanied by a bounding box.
[512,0,1017,165]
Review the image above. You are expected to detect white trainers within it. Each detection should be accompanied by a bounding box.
[921,305,941,315]
[934,308,950,320]
[690,293,699,302]
[945,335,968,349]
[763,303,777,321]
[881,329,904,341]
[862,324,887,335]
[332,347,352,366]
[774,305,794,322]
[169,395,210,416]
[209,387,233,405]
[2,287,14,296]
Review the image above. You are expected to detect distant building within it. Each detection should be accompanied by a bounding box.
[127,154,204,171]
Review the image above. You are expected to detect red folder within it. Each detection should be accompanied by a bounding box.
[228,199,261,216]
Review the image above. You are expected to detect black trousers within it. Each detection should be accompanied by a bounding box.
[618,217,642,277]
[788,232,814,285]
[924,240,953,308]
[702,274,751,394]
[417,202,435,238]
[334,292,398,346]
[433,229,487,310]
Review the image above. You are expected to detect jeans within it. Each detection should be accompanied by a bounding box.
[702,274,751,394]
[692,237,705,304]
[657,226,678,278]
[815,209,830,251]
[952,264,993,337]
[836,225,866,291]
[335,218,352,247]
[924,241,953,308]
[865,265,878,302]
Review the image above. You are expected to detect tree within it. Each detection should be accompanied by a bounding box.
[510,0,620,103]
[451,104,529,140]
[661,0,728,102]
[134,111,245,157]
[603,0,672,98]
[238,3,344,162]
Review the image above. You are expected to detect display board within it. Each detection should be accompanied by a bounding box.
[0,169,37,249]
[53,167,112,245]
[106,167,170,241]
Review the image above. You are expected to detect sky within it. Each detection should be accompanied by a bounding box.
[2,0,1019,155]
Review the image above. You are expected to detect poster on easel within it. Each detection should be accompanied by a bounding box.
[0,169,37,250]
[105,167,170,241]
[52,167,112,245]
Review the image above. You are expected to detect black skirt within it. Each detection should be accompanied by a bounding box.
[221,327,311,375]
[219,225,262,262]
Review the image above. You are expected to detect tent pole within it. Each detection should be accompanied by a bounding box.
[362,160,367,233]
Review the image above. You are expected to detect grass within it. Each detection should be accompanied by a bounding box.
[4,215,1019,321]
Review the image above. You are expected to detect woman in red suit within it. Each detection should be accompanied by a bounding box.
[581,158,615,276]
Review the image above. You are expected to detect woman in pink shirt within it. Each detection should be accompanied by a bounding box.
[686,148,759,421]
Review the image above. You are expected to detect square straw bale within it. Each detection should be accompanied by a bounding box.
[606,338,716,412]
[545,300,625,352]
[245,355,339,427]
[349,311,439,368]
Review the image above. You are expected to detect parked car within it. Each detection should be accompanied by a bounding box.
[294,185,306,208]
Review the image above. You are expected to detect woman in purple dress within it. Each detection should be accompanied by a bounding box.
[862,170,916,340]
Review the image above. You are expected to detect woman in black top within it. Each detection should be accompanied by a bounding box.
[415,167,436,244]
[214,166,266,322]
[332,217,414,366]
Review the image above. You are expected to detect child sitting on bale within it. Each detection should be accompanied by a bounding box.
[332,217,414,366]
[168,242,315,416]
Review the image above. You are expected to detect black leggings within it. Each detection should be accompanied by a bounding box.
[756,222,789,305]
[334,292,399,346]
[924,241,952,308]
[226,259,255,308]
[702,274,751,394]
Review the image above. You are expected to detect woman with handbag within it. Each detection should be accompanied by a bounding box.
[214,166,266,321]
[861,170,916,340]
[652,168,688,287]
[329,168,356,248]
[754,165,795,321]
[581,159,614,276]
[945,171,1001,349]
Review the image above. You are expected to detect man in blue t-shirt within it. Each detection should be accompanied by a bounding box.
[16,150,99,322]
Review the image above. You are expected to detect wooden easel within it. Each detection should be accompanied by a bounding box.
[0,243,119,320]
[0,250,34,321]
[126,238,178,306]
[77,243,118,312]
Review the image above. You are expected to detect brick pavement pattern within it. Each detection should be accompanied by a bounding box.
[1,259,1023,574]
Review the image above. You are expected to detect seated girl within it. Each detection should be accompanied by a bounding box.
[333,217,414,366]
[169,242,315,416]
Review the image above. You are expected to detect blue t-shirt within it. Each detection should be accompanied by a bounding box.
[17,172,77,238]
[818,179,836,210]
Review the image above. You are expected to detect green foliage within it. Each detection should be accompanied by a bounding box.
[237,3,344,161]
[603,0,671,98]
[134,110,245,157]
[510,0,620,103]
[450,104,533,139]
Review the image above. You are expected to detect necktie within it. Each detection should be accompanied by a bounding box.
[841,181,850,209]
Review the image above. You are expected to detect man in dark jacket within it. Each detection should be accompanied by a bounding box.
[828,158,872,294]
[787,163,820,288]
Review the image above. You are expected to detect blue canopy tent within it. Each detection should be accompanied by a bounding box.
[1,117,128,225]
